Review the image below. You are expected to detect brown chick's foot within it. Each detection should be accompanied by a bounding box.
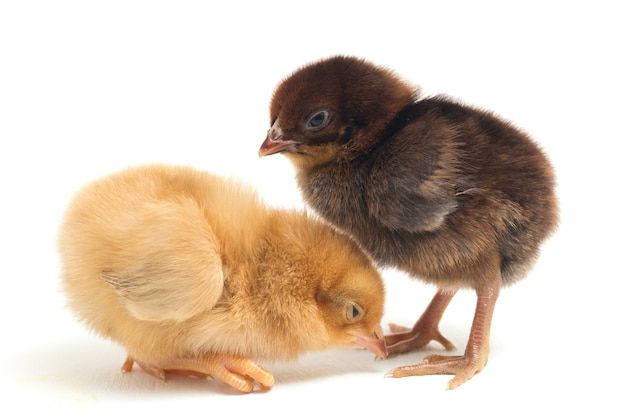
[385,323,455,354]
[385,290,457,354]
[387,352,487,390]
[387,278,501,389]
[121,354,275,393]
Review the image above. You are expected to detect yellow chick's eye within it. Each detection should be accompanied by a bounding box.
[346,302,363,322]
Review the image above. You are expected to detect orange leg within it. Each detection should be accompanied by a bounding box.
[387,277,501,389]
[121,353,274,393]
[385,289,457,354]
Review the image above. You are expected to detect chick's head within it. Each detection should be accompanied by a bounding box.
[301,224,387,359]
[259,55,417,166]
[314,260,387,359]
[253,214,387,360]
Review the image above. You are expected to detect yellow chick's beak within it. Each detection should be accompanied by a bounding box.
[350,325,388,359]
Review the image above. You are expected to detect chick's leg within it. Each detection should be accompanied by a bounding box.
[387,277,501,390]
[385,290,457,354]
[121,353,274,393]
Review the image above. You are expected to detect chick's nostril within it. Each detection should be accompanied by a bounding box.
[268,122,284,142]
[374,325,385,340]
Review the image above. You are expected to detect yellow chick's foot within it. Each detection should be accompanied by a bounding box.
[123,355,211,380]
[170,354,275,393]
[121,354,274,393]
[127,354,275,393]
[122,355,166,381]
[386,352,487,390]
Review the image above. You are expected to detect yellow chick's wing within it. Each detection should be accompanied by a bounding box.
[95,198,225,323]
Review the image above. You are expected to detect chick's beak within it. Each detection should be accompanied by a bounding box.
[350,325,388,359]
[259,121,300,157]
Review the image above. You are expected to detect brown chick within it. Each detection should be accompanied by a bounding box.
[58,164,387,393]
[259,56,559,389]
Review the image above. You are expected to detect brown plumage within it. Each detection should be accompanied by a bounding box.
[259,56,558,389]
[58,164,387,393]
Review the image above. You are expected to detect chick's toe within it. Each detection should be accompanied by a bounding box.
[385,290,456,354]
[162,354,275,393]
[388,354,485,390]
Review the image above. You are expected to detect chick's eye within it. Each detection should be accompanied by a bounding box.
[346,303,363,321]
[305,109,330,131]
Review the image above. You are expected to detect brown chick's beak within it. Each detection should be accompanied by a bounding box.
[259,135,297,156]
[259,135,301,157]
[350,325,388,359]
[259,122,299,156]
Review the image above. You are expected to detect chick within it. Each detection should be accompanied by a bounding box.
[259,56,558,389]
[58,164,387,393]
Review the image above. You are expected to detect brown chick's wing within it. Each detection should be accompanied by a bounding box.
[365,103,469,233]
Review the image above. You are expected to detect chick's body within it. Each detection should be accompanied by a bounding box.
[58,164,386,393]
[260,56,559,389]
[299,97,555,288]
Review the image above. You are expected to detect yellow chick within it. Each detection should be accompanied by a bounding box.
[58,164,387,393]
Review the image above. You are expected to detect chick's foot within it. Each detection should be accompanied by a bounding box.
[385,290,457,354]
[122,355,166,380]
[386,351,487,390]
[121,354,274,393]
[387,278,500,390]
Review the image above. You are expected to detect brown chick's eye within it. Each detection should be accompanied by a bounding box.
[347,303,362,321]
[305,109,330,131]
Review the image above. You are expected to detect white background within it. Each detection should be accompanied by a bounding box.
[1,1,623,415]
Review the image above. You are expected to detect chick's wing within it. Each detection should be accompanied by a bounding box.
[100,199,224,323]
[366,128,463,233]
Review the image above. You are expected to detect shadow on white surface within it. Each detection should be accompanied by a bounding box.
[9,335,448,394]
